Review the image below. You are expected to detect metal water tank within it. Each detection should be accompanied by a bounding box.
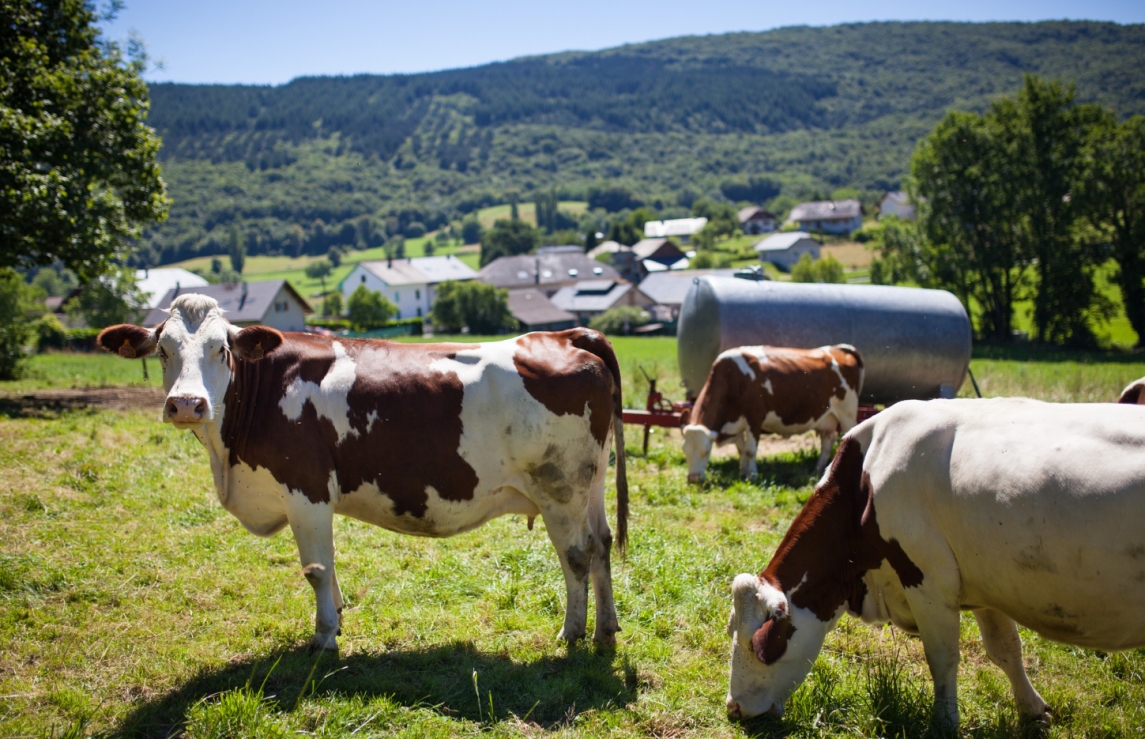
[677,276,972,405]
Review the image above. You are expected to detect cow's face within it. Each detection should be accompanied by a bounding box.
[726,573,831,719]
[97,295,282,428]
[682,424,716,483]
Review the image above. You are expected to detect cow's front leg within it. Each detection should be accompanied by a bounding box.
[815,429,838,475]
[973,608,1050,724]
[284,493,340,652]
[734,430,758,480]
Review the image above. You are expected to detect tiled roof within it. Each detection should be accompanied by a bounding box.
[507,288,577,327]
[142,280,311,327]
[788,200,862,221]
[479,253,618,289]
[754,232,819,252]
[354,256,477,287]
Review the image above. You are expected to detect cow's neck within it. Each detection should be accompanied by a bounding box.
[194,355,262,507]
[761,438,878,621]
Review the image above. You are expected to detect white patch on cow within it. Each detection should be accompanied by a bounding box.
[721,416,748,437]
[365,409,379,433]
[763,378,774,395]
[279,341,359,444]
[719,348,757,380]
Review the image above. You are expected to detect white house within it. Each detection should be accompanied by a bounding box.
[738,207,777,235]
[877,192,916,220]
[754,232,821,270]
[340,256,478,320]
[786,200,864,235]
[643,217,708,243]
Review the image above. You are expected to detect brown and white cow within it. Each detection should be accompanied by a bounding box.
[682,345,863,482]
[97,294,628,650]
[726,398,1145,728]
[1117,377,1145,404]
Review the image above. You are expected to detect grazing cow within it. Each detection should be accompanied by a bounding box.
[1117,377,1145,404]
[682,345,863,482]
[726,398,1145,728]
[97,294,628,650]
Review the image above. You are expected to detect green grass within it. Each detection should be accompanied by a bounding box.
[3,340,1145,736]
[1,352,162,393]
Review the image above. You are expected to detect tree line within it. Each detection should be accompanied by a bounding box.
[874,75,1145,346]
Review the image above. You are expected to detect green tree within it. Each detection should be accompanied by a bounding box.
[461,217,483,245]
[66,265,146,328]
[479,219,539,266]
[323,291,343,317]
[327,246,342,268]
[791,254,845,283]
[588,305,650,335]
[911,109,1028,341]
[0,269,37,379]
[1082,114,1145,346]
[346,285,396,329]
[1009,77,1106,345]
[431,280,511,334]
[228,224,245,274]
[305,259,333,294]
[1,0,169,281]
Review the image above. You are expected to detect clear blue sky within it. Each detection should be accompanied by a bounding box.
[99,0,1145,85]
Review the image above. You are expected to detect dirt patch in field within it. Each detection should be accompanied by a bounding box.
[0,386,164,418]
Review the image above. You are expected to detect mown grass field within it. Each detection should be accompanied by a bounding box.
[2,341,1145,738]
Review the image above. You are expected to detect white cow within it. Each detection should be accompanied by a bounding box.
[98,295,629,651]
[727,398,1145,728]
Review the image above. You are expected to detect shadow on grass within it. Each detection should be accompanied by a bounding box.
[113,640,638,737]
[973,342,1145,364]
[705,448,820,491]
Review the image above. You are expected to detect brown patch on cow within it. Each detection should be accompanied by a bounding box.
[222,335,481,514]
[513,330,614,446]
[690,345,863,443]
[753,616,798,665]
[97,322,165,358]
[761,436,923,623]
[1118,381,1145,404]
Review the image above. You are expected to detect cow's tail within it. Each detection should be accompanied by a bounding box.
[568,328,629,555]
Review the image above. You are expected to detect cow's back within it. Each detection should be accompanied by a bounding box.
[855,398,1145,649]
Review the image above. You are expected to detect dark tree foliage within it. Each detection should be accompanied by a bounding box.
[588,186,641,213]
[1082,114,1145,346]
[479,219,538,266]
[720,177,781,204]
[460,217,483,245]
[0,0,169,280]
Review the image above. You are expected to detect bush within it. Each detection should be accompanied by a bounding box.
[461,217,483,245]
[0,269,35,378]
[347,285,397,330]
[34,313,68,351]
[479,220,539,266]
[588,305,651,335]
[431,281,511,334]
[322,292,343,317]
[792,253,845,283]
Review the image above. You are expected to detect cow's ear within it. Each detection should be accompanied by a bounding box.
[230,325,284,362]
[97,323,161,358]
[752,612,796,665]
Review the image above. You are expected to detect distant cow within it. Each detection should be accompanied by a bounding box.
[726,398,1145,728]
[98,294,628,650]
[1117,377,1145,404]
[682,345,863,482]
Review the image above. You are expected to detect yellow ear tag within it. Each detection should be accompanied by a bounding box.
[118,339,137,358]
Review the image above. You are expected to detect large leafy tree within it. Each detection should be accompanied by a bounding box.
[479,219,538,266]
[431,280,511,335]
[1,0,169,281]
[1081,113,1145,346]
[910,110,1028,341]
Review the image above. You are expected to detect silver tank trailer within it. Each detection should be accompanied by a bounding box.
[677,276,972,405]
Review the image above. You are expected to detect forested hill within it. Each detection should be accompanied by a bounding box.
[138,21,1145,266]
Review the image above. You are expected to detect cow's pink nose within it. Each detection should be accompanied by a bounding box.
[687,472,705,484]
[166,396,207,423]
[727,698,743,718]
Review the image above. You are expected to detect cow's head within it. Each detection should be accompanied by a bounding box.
[97,294,283,428]
[682,424,717,483]
[726,573,832,720]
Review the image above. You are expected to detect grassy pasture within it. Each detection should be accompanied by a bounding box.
[2,342,1145,737]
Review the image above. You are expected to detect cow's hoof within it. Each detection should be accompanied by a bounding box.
[1022,704,1052,728]
[308,635,339,654]
[558,627,586,644]
[592,631,617,648]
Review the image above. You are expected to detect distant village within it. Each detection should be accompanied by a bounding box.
[48,194,914,337]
